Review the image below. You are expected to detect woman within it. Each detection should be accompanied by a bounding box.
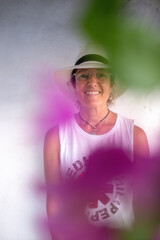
[44,46,150,238]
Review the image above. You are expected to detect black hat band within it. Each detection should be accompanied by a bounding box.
[75,54,109,66]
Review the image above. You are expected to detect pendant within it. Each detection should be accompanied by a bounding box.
[89,131,97,135]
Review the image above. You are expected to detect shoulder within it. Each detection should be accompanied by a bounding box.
[133,125,150,159]
[44,126,59,149]
[44,126,60,165]
[44,126,61,184]
[133,125,148,144]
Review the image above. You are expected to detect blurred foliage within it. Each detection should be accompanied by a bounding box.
[80,0,160,90]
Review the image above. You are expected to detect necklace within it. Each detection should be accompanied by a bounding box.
[79,110,110,135]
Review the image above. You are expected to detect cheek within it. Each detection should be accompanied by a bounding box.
[104,85,112,95]
[75,87,84,101]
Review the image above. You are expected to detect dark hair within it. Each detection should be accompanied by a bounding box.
[71,68,77,88]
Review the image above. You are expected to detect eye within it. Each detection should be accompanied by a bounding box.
[96,72,109,79]
[77,73,89,80]
[80,74,88,78]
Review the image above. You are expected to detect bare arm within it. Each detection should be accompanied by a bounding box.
[133,125,150,162]
[133,126,150,163]
[43,126,62,239]
[133,125,150,219]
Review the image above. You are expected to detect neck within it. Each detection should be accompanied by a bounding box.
[79,105,109,125]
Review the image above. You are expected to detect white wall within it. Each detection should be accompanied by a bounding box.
[0,0,160,239]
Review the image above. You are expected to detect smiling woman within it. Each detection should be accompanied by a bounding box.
[44,44,150,239]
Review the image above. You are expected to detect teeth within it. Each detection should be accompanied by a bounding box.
[85,91,100,95]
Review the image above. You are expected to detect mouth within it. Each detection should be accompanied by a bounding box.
[85,91,101,95]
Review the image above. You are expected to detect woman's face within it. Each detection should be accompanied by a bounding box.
[74,68,113,109]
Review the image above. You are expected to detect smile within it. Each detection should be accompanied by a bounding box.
[85,91,101,95]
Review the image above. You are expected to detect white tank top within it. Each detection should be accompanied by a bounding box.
[59,114,135,229]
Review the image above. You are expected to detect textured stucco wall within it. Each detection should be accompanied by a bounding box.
[0,0,160,239]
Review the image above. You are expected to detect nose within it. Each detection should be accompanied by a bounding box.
[88,73,98,84]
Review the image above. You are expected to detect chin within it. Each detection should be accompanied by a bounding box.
[82,101,104,108]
